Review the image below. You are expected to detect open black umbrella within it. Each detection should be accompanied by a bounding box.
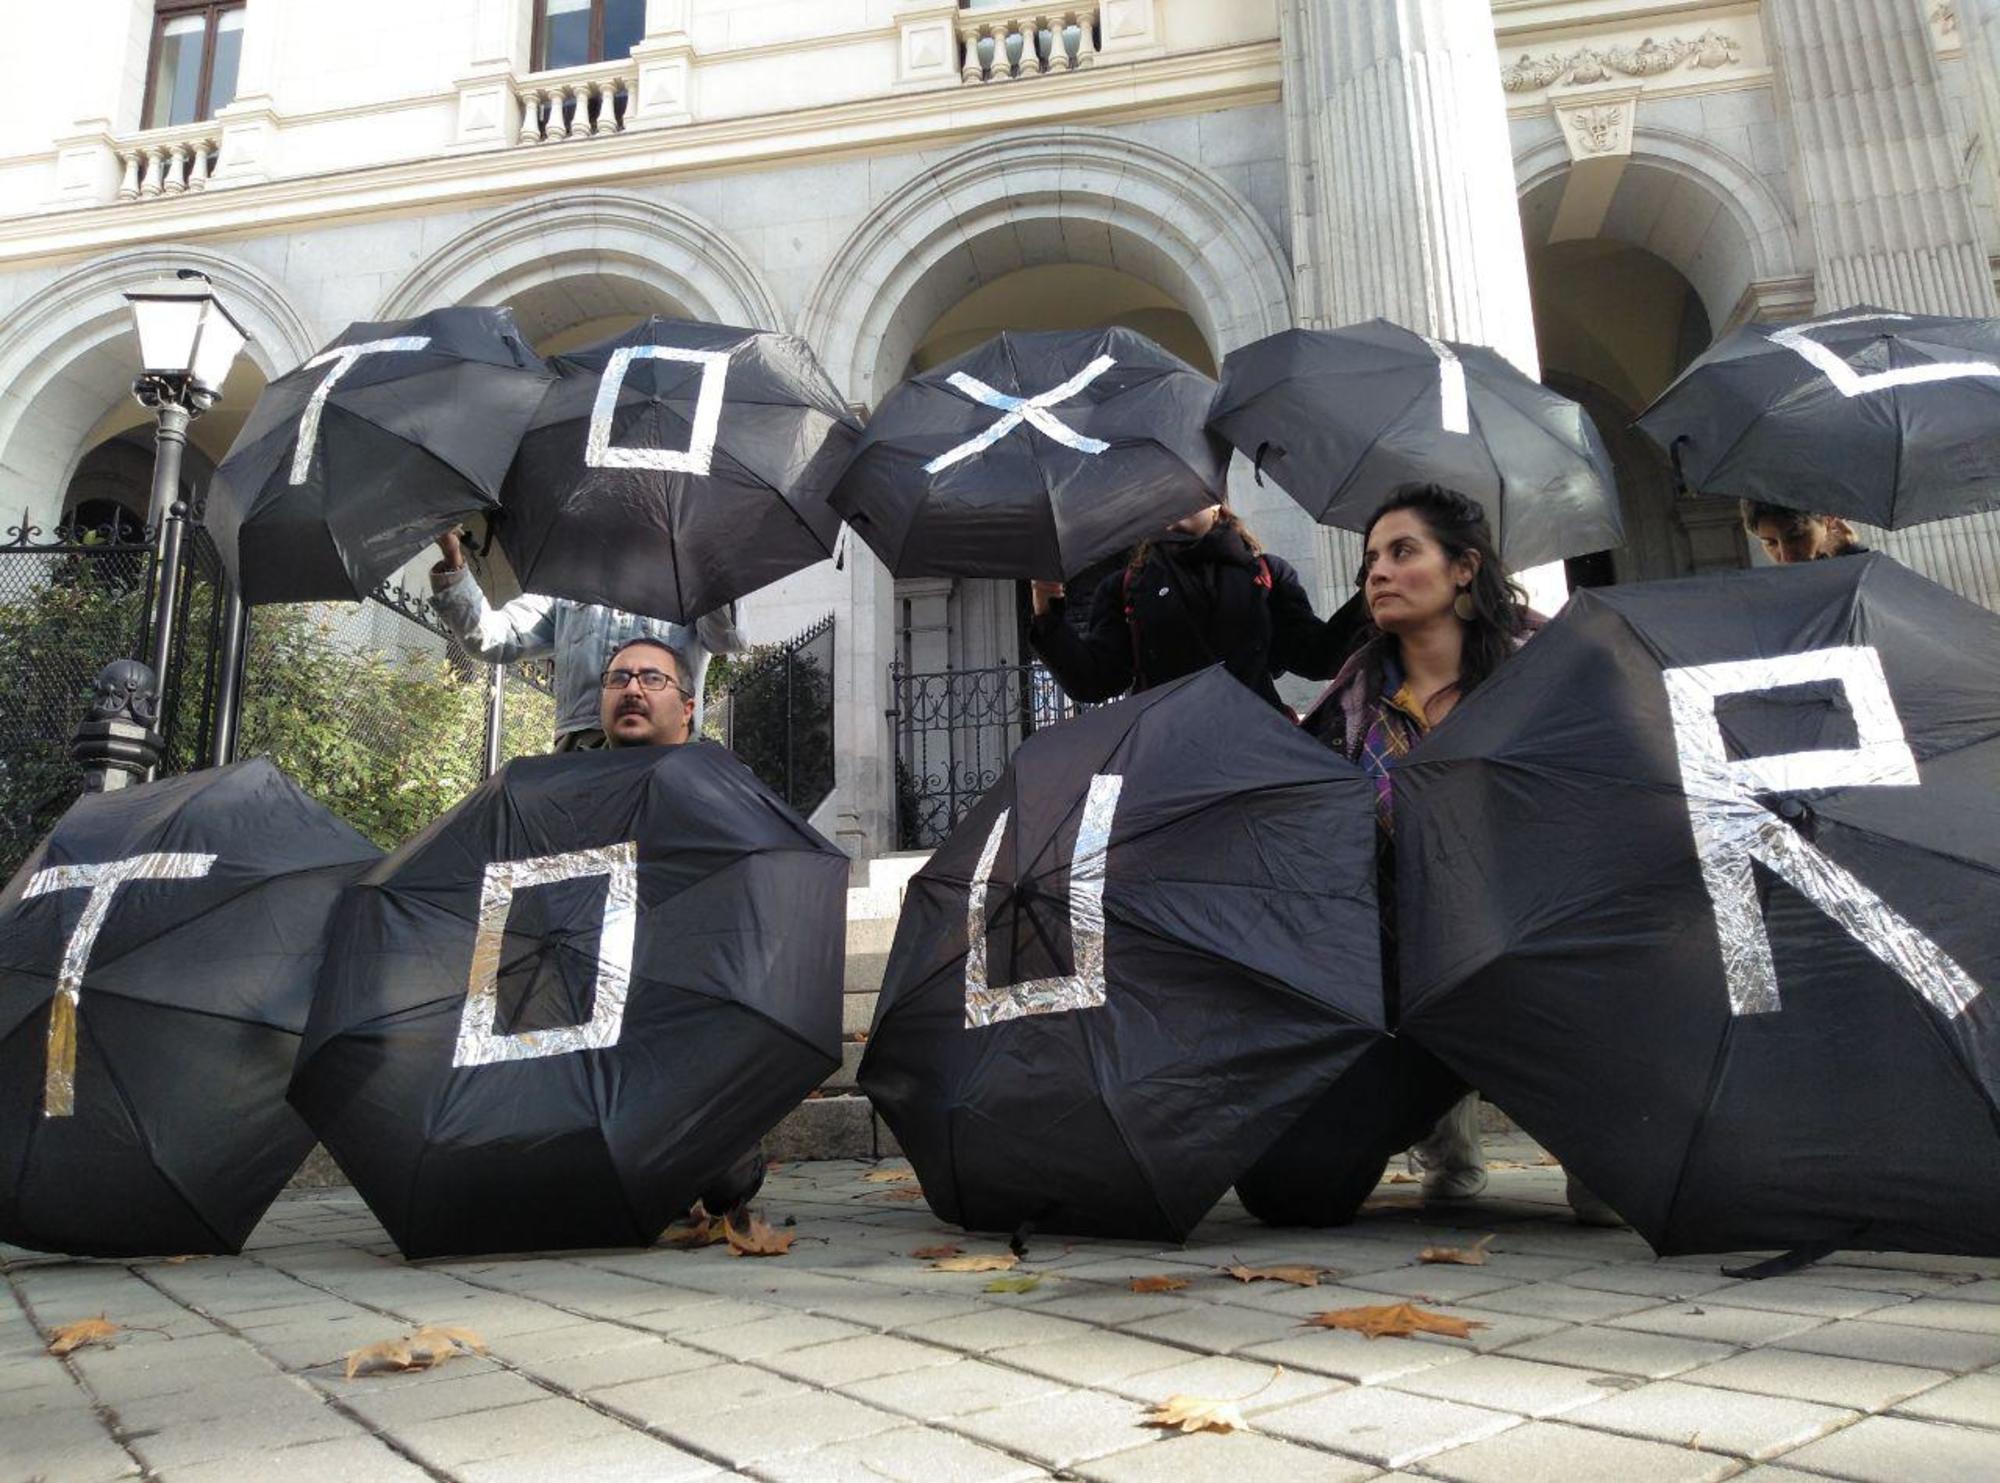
[1394,555,2000,1255]
[858,666,1386,1241]
[1636,306,2000,529]
[290,742,846,1258]
[497,316,858,623]
[832,328,1228,580]
[209,306,551,604]
[1208,320,1622,570]
[0,761,379,1256]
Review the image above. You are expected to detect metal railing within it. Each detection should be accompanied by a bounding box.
[706,614,835,817]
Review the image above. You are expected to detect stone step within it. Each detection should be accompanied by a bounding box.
[766,1094,899,1162]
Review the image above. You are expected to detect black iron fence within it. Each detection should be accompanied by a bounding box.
[706,614,835,817]
[888,659,1082,849]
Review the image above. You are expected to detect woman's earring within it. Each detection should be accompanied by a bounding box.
[1453,588,1476,622]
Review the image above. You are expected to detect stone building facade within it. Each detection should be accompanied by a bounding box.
[3,0,1998,856]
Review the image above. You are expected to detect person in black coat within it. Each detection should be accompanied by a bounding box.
[1027,503,1363,710]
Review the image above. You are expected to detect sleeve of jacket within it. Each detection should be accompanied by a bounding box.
[1264,557,1367,681]
[693,600,749,658]
[427,568,559,664]
[1028,570,1135,703]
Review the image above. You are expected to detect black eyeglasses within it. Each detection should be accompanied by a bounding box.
[600,667,685,694]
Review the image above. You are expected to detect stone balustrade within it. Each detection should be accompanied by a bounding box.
[956,4,1100,84]
[515,62,632,144]
[114,128,221,201]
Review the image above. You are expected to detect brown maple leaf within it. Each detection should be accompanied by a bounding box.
[910,1243,961,1260]
[1223,1264,1328,1287]
[1141,1366,1281,1434]
[1382,1170,1421,1184]
[932,1252,1019,1273]
[344,1324,485,1379]
[879,1187,924,1202]
[659,1216,728,1249]
[862,1168,918,1184]
[1305,1302,1487,1340]
[1129,1275,1191,1293]
[724,1213,795,1257]
[46,1316,118,1356]
[1419,1234,1496,1266]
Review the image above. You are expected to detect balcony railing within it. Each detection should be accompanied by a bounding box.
[956,5,1101,84]
[114,123,222,200]
[514,60,633,145]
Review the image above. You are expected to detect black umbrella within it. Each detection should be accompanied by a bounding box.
[289,742,847,1259]
[0,761,380,1256]
[496,316,858,623]
[831,328,1229,580]
[1208,320,1622,569]
[1636,306,2000,529]
[209,306,552,604]
[1394,555,2000,1255]
[858,666,1387,1241]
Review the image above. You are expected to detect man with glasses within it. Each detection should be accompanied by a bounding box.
[431,529,746,751]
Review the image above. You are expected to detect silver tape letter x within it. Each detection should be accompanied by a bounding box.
[925,355,1117,474]
[964,773,1122,1028]
[1663,647,1982,1019]
[586,346,730,474]
[290,337,431,485]
[453,842,639,1067]
[1768,314,2000,399]
[24,853,216,1116]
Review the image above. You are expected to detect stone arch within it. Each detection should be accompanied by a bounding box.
[1515,123,1802,332]
[799,126,1294,408]
[0,246,315,527]
[376,190,787,335]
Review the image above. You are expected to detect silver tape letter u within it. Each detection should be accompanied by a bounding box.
[964,774,1122,1028]
[1663,647,1981,1019]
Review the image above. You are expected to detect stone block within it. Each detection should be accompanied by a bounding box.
[397,1396,634,1469]
[286,1143,351,1188]
[768,1094,875,1160]
[760,1333,959,1387]
[1894,1370,2000,1427]
[761,1424,1046,1483]
[1678,1348,1949,1412]
[659,1388,905,1465]
[1257,1384,1520,1468]
[946,1387,1163,1470]
[1499,1325,1741,1379]
[843,991,878,1036]
[1778,1413,2000,1481]
[1606,1303,1826,1348]
[521,1338,712,1393]
[453,1431,717,1483]
[987,1330,1193,1387]
[1078,1428,1379,1482]
[841,1357,1064,1421]
[1422,1419,1739,1483]
[1389,1353,1633,1418]
[1563,1378,1854,1459]
[690,1311,869,1361]
[594,1359,805,1425]
[154,1435,430,1483]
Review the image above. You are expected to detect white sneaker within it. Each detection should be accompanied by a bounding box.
[1423,1164,1490,1201]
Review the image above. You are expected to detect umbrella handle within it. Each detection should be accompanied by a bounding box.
[1253,441,1273,487]
[1668,436,1693,498]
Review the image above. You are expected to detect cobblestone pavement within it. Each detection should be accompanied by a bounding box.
[7,1137,2000,1483]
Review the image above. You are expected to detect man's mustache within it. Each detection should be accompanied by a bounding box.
[616,696,650,715]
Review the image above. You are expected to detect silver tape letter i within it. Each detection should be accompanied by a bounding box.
[453,842,640,1067]
[290,337,432,485]
[23,853,217,1116]
[964,773,1122,1028]
[1662,646,1982,1019]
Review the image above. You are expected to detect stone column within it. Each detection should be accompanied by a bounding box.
[1961,1,2000,219]
[1280,0,1565,612]
[1765,0,2000,611]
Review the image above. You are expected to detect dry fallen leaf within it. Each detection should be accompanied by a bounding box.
[1383,1171,1421,1184]
[932,1252,1019,1273]
[724,1213,795,1258]
[47,1316,118,1356]
[910,1243,962,1261]
[161,1255,207,1265]
[344,1324,485,1379]
[1223,1264,1328,1287]
[1305,1302,1487,1340]
[862,1168,918,1184]
[984,1274,1042,1294]
[1141,1366,1281,1434]
[659,1217,728,1249]
[1419,1234,1496,1267]
[880,1187,924,1202]
[1129,1275,1191,1293]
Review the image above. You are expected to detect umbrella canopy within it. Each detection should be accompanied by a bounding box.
[209,306,551,604]
[497,316,858,623]
[0,761,380,1256]
[1635,306,2000,529]
[858,666,1387,1242]
[1208,320,1622,570]
[1394,555,2000,1255]
[831,327,1229,580]
[290,742,847,1258]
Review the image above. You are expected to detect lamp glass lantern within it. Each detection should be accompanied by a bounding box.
[124,277,250,402]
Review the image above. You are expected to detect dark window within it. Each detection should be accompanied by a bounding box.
[534,0,645,70]
[143,2,245,129]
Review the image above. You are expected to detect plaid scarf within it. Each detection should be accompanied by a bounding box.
[1359,661,1431,836]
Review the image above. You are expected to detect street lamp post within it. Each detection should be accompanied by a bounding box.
[112,271,250,779]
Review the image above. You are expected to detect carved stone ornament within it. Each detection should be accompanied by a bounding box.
[1935,2,1959,37]
[88,659,161,728]
[1502,28,1742,93]
[1565,104,1630,155]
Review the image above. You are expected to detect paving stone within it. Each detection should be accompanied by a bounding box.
[1103,1354,1342,1413]
[1240,1325,1476,1385]
[842,1358,1066,1421]
[593,1360,806,1424]
[1460,1283,1665,1324]
[124,1396,362,1470]
[338,1366,549,1424]
[1606,1302,1829,1348]
[1257,1384,1520,1467]
[1861,1297,2000,1336]
[156,1434,433,1483]
[1769,1318,2000,1372]
[517,1340,710,1392]
[1562,1378,1854,1458]
[1504,1327,1736,1383]
[990,1330,1195,1386]
[1420,1419,1740,1482]
[1893,1370,2000,1428]
[898,1308,1097,1354]
[397,1395,636,1468]
[760,1333,960,1386]
[1388,1353,1634,1417]
[683,1311,869,1360]
[1117,1301,1306,1353]
[488,1320,665,1364]
[946,1388,1162,1470]
[757,1424,1048,1482]
[451,1430,721,1482]
[1074,1428,1379,1481]
[1344,1266,1526,1302]
[1701,1278,1904,1321]
[1777,1413,2000,1481]
[660,1388,906,1465]
[1677,1347,1951,1411]
[1563,1265,1742,1300]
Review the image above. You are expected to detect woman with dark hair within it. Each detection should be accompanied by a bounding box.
[1303,484,1617,1224]
[1028,502,1363,709]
